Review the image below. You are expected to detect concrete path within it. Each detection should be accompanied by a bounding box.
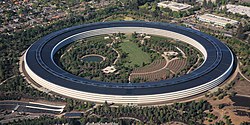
[187,54,201,74]
[118,117,141,122]
[238,58,250,83]
[0,75,17,86]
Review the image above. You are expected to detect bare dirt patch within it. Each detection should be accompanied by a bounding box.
[204,96,250,125]
[232,78,250,96]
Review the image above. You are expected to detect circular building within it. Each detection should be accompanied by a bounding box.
[23,21,235,104]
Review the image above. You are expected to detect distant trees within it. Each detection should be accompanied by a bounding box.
[0,75,62,101]
[9,115,69,125]
[203,0,207,7]
[240,122,250,125]
[92,100,212,124]
[236,23,245,39]
[203,0,214,9]
[64,98,94,112]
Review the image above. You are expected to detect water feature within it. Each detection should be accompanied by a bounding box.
[82,55,103,63]
[230,95,250,107]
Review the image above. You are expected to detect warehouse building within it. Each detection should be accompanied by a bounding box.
[197,14,238,27]
[226,4,250,17]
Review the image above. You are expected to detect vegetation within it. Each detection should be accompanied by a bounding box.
[57,32,202,83]
[64,98,95,112]
[90,100,211,124]
[0,75,62,101]
[57,35,122,82]
[141,35,203,76]
[1,0,249,124]
[118,40,151,67]
[206,81,237,100]
[8,115,69,125]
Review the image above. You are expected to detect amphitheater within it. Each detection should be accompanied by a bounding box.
[23,21,235,104]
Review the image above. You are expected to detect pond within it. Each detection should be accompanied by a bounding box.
[82,55,104,63]
[230,95,250,107]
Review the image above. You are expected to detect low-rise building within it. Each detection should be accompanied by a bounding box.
[226,4,250,17]
[196,0,217,3]
[197,14,238,27]
[157,1,193,11]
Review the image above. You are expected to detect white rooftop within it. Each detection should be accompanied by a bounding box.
[226,4,250,17]
[102,66,116,74]
[157,1,192,11]
[197,14,238,27]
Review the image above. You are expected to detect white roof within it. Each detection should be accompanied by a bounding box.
[226,4,250,17]
[157,1,192,11]
[198,14,238,26]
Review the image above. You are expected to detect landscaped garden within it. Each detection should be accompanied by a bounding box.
[56,32,203,83]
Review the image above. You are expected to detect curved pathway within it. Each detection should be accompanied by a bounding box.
[0,75,17,86]
[238,57,250,83]
[130,54,169,75]
[118,117,141,122]
[60,46,73,59]
[238,68,250,83]
[175,46,186,58]
[109,35,121,65]
[187,54,201,74]
[167,57,181,74]
[111,48,120,64]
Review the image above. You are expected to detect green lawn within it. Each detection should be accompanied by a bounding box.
[119,40,151,67]
[85,35,112,43]
[150,35,172,41]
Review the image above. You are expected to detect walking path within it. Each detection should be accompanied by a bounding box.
[110,36,121,64]
[60,46,73,59]
[130,54,169,75]
[175,46,186,58]
[236,94,250,98]
[0,75,17,86]
[111,48,120,64]
[238,58,250,83]
[187,54,201,74]
[118,117,141,122]
[238,69,250,83]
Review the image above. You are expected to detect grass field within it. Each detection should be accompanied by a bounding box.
[105,15,134,21]
[85,35,112,43]
[119,40,151,67]
[150,35,172,41]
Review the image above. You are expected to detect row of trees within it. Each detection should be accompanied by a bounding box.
[91,100,211,124]
[0,75,62,101]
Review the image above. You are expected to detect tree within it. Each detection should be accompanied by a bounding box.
[128,0,139,10]
[218,104,225,109]
[0,65,3,80]
[236,23,244,39]
[203,0,207,8]
[207,0,213,9]
[225,23,233,29]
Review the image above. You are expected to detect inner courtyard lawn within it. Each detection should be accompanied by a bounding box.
[118,40,151,67]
